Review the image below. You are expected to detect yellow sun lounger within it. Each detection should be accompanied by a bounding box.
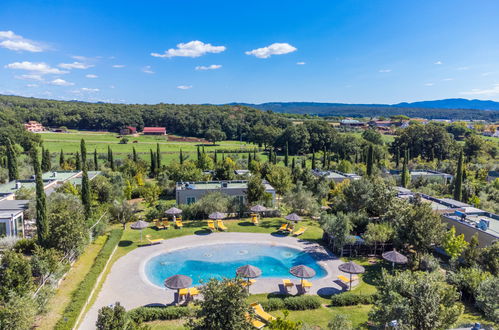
[154,220,164,230]
[277,223,288,232]
[282,279,294,288]
[178,288,188,299]
[217,219,228,231]
[302,280,313,289]
[337,275,358,283]
[242,279,256,287]
[292,227,306,236]
[175,219,183,228]
[251,303,276,322]
[207,220,216,231]
[251,214,259,225]
[161,220,170,229]
[145,235,163,245]
[188,287,200,299]
[246,313,265,329]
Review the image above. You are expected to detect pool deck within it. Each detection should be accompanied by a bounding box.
[78,232,348,330]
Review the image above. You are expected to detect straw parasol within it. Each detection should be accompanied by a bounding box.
[165,207,182,221]
[382,250,408,270]
[338,261,365,290]
[209,212,226,220]
[130,220,149,241]
[250,205,267,213]
[289,265,316,285]
[236,264,262,292]
[164,274,192,290]
[285,213,302,222]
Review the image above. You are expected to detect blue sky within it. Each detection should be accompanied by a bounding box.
[1,0,499,104]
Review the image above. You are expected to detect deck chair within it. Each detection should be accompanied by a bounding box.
[145,235,163,245]
[277,223,288,232]
[161,219,170,229]
[302,280,313,292]
[217,219,228,231]
[282,279,294,291]
[251,214,259,225]
[241,279,256,287]
[246,313,265,329]
[207,220,216,232]
[188,287,200,301]
[251,302,276,322]
[337,275,358,284]
[175,219,183,228]
[292,227,306,236]
[154,220,164,230]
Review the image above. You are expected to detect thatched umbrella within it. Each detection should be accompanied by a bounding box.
[130,220,149,241]
[338,261,365,291]
[164,274,193,304]
[250,205,267,213]
[289,265,315,286]
[382,250,408,270]
[285,213,302,222]
[209,212,226,220]
[236,264,262,292]
[165,207,182,220]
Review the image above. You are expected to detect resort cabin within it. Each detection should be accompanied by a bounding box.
[175,180,275,206]
[0,199,29,237]
[120,126,137,135]
[390,169,453,185]
[24,120,44,132]
[312,169,361,183]
[142,127,166,135]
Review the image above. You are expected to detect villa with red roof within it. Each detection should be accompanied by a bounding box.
[142,127,166,135]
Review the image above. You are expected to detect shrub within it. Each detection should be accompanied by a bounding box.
[261,296,321,311]
[54,229,123,330]
[261,298,285,311]
[128,306,194,323]
[330,293,374,306]
[12,238,37,254]
[0,236,20,250]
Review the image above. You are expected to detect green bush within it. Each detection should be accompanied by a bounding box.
[261,296,321,311]
[12,238,37,254]
[330,292,374,306]
[54,229,123,330]
[128,306,194,323]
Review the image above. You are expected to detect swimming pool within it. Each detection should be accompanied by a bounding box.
[144,243,327,287]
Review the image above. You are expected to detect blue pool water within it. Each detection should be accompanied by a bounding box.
[144,243,327,286]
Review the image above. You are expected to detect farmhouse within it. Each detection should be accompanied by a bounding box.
[24,120,44,132]
[120,126,137,135]
[142,127,166,135]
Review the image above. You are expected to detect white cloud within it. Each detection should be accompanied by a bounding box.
[424,82,435,86]
[81,87,99,92]
[434,61,443,65]
[142,65,154,74]
[5,61,68,75]
[152,40,226,58]
[245,43,297,59]
[109,85,115,89]
[85,74,98,78]
[50,78,74,86]
[0,30,44,52]
[15,74,44,81]
[177,85,192,90]
[112,64,125,68]
[195,64,222,71]
[481,72,493,76]
[442,78,454,81]
[296,61,306,65]
[379,69,392,73]
[58,62,93,69]
[461,84,499,96]
[26,84,38,88]
[457,66,469,70]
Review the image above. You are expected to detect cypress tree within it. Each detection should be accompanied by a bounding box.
[302,157,307,169]
[214,150,218,163]
[291,157,296,170]
[107,145,112,163]
[197,146,201,161]
[395,147,400,168]
[6,138,18,181]
[81,138,91,219]
[454,150,464,201]
[132,147,138,163]
[80,139,87,167]
[272,150,277,164]
[32,149,48,246]
[401,149,410,188]
[366,144,374,176]
[94,149,98,170]
[284,142,289,167]
[322,148,327,168]
[222,151,225,161]
[150,149,156,175]
[59,149,65,167]
[109,148,115,171]
[312,151,316,170]
[253,148,257,161]
[179,149,184,164]
[156,143,161,170]
[75,152,81,170]
[247,152,251,166]
[41,147,51,172]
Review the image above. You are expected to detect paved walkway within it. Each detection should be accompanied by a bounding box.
[79,233,347,329]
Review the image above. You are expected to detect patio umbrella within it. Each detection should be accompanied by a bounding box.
[289,265,316,285]
[382,250,408,270]
[250,205,267,213]
[236,264,262,292]
[130,220,149,241]
[338,261,365,291]
[164,274,193,290]
[165,207,183,221]
[209,212,226,220]
[285,213,302,222]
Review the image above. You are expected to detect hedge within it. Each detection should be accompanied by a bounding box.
[128,306,194,323]
[54,229,123,330]
[330,292,374,306]
[261,295,322,311]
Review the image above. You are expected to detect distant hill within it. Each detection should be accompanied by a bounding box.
[229,99,499,120]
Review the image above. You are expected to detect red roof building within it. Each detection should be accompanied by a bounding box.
[142,127,166,135]
[120,126,137,135]
[24,121,44,132]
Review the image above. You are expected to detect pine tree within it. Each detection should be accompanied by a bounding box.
[366,144,374,176]
[179,149,184,164]
[401,149,410,188]
[6,138,18,181]
[132,147,138,163]
[41,147,51,172]
[59,149,65,167]
[454,150,464,201]
[156,143,161,170]
[312,151,316,169]
[284,142,289,166]
[94,149,98,170]
[32,149,48,246]
[75,152,81,170]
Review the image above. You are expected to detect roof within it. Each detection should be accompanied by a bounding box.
[143,127,166,133]
[0,199,30,211]
[176,180,275,192]
[0,210,23,219]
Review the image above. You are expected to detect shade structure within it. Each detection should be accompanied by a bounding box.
[250,205,267,213]
[289,265,316,286]
[209,212,226,220]
[285,213,302,221]
[338,261,365,290]
[165,207,183,215]
[236,264,262,278]
[164,275,192,290]
[382,250,408,265]
[130,220,149,241]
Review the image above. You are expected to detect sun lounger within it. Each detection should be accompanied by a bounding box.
[337,275,358,283]
[241,279,257,287]
[246,313,266,329]
[293,227,306,236]
[161,220,170,229]
[175,219,183,228]
[251,303,276,322]
[145,235,162,245]
[217,219,228,231]
[154,220,164,230]
[178,288,188,300]
[207,220,216,231]
[282,279,294,289]
[302,280,313,289]
[251,214,259,225]
[188,287,200,300]
[277,223,288,232]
